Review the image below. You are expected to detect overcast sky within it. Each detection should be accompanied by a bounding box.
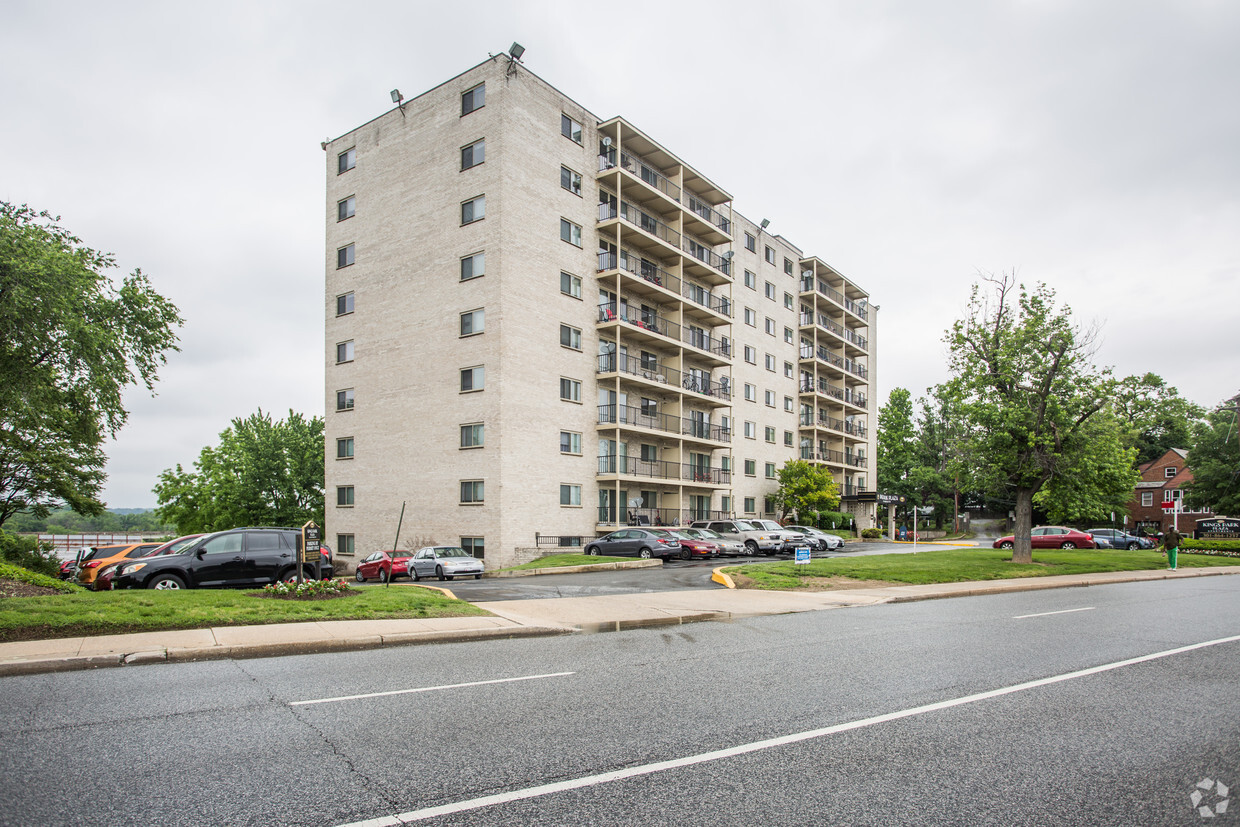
[4,0,1237,507]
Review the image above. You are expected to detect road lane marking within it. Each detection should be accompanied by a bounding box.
[333,633,1240,826]
[1013,607,1096,619]
[291,672,575,706]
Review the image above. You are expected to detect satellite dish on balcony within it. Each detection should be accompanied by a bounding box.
[603,136,613,147]
[628,497,643,507]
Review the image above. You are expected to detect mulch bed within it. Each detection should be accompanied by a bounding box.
[0,579,66,598]
[252,590,359,601]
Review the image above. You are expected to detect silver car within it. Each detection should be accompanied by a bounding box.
[408,546,485,581]
[784,525,846,552]
[676,526,745,557]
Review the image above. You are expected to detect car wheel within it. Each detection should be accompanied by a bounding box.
[149,573,185,590]
[281,569,307,584]
[436,566,446,581]
[586,546,600,556]
[639,548,653,559]
[411,566,420,582]
[1061,542,1076,549]
[745,540,758,555]
[380,568,389,584]
[1000,541,1014,550]
[680,548,691,561]
[474,574,482,580]
[355,569,366,583]
[1128,542,1138,550]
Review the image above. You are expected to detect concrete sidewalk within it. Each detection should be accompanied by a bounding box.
[3,566,1237,676]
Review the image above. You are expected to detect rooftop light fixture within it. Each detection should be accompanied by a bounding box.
[510,42,525,61]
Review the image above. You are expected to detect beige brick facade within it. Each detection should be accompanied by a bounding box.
[324,57,877,568]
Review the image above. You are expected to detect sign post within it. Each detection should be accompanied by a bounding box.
[300,521,321,585]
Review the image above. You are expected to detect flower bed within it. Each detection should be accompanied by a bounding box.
[259,579,355,599]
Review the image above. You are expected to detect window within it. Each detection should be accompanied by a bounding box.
[561,113,583,144]
[1163,489,1174,502]
[460,480,484,504]
[765,390,776,407]
[336,389,354,411]
[461,138,485,170]
[336,292,354,316]
[560,484,582,506]
[784,396,794,412]
[336,534,355,556]
[744,497,756,514]
[336,485,354,507]
[744,270,756,290]
[784,292,794,310]
[765,318,776,336]
[744,459,756,476]
[336,437,354,459]
[560,431,582,455]
[560,218,582,247]
[1165,467,1177,479]
[560,271,582,298]
[1141,492,1154,507]
[460,308,484,336]
[460,251,485,281]
[460,366,484,392]
[784,257,794,275]
[560,324,582,350]
[744,308,756,326]
[765,245,776,265]
[461,83,485,116]
[560,377,582,402]
[336,341,354,363]
[765,353,776,371]
[337,147,355,174]
[744,383,756,401]
[784,430,794,446]
[765,282,776,301]
[745,232,756,252]
[784,327,794,344]
[461,537,485,559]
[784,361,794,378]
[337,196,355,222]
[744,421,756,439]
[765,426,776,442]
[337,244,355,268]
[744,346,756,364]
[765,462,776,478]
[560,166,582,195]
[461,195,485,224]
[460,423,484,448]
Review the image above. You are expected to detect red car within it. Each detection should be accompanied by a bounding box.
[993,526,1097,550]
[354,550,413,583]
[668,531,720,560]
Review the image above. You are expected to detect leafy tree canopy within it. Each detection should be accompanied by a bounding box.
[943,273,1138,563]
[0,203,182,529]
[154,409,325,534]
[1185,399,1240,516]
[773,459,840,522]
[876,388,916,499]
[1111,373,1206,464]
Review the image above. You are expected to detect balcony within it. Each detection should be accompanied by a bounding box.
[686,193,731,236]
[597,303,678,341]
[597,456,731,486]
[597,404,730,444]
[799,379,868,410]
[838,483,869,498]
[599,149,681,204]
[615,200,681,250]
[597,353,733,403]
[799,310,868,351]
[682,234,731,277]
[598,250,731,319]
[596,506,731,527]
[800,277,870,324]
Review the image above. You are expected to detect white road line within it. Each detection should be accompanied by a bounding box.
[1013,607,1096,619]
[334,633,1240,827]
[290,672,575,707]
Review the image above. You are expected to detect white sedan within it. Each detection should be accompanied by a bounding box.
[408,546,485,581]
[784,526,846,552]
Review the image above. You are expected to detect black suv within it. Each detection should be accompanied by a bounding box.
[112,527,333,590]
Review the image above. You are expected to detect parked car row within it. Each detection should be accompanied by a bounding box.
[992,526,1158,551]
[354,547,486,582]
[581,522,846,561]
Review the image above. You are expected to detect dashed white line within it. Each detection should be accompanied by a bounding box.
[1013,606,1096,619]
[334,633,1240,826]
[290,672,575,706]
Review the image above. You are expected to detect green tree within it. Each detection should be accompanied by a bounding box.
[1111,373,1206,464]
[911,389,967,530]
[877,387,917,501]
[154,409,325,534]
[1032,411,1140,525]
[773,459,840,522]
[944,273,1137,563]
[1185,398,1240,516]
[0,203,182,529]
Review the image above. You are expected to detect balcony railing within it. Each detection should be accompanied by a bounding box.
[799,379,868,409]
[681,464,731,485]
[682,235,731,276]
[798,311,868,351]
[844,452,868,468]
[598,456,730,485]
[599,149,682,203]
[597,353,732,402]
[598,250,731,318]
[800,276,871,323]
[617,201,681,248]
[597,303,678,340]
[686,194,731,235]
[596,403,730,443]
[596,507,731,527]
[683,281,731,317]
[682,418,730,442]
[838,483,868,498]
[799,412,869,438]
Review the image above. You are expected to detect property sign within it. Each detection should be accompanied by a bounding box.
[794,546,811,565]
[1160,501,1178,511]
[877,493,905,505]
[1196,517,1240,540]
[301,521,321,563]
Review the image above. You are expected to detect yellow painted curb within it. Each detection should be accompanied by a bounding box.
[406,583,458,600]
[711,567,736,589]
[891,541,978,547]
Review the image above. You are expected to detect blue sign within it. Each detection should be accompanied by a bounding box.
[795,546,811,565]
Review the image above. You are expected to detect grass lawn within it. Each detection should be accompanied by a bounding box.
[500,553,631,570]
[728,547,1239,591]
[0,584,491,643]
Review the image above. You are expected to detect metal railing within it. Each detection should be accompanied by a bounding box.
[599,149,682,203]
[800,277,870,323]
[599,250,731,317]
[686,194,731,235]
[597,354,732,402]
[597,456,731,485]
[682,234,731,276]
[597,303,678,340]
[596,507,732,527]
[619,200,681,248]
[799,379,868,409]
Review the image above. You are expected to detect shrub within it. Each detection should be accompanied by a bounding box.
[861,528,884,539]
[1180,539,1240,559]
[261,578,353,598]
[0,532,61,577]
[0,561,81,593]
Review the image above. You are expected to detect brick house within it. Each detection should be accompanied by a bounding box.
[1129,447,1215,535]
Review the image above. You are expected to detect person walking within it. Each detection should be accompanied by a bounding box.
[1162,525,1182,571]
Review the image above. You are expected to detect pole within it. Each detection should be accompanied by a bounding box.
[387,501,406,588]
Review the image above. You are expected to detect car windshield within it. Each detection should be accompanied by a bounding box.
[735,520,760,530]
[79,546,124,562]
[696,529,723,539]
[435,548,472,558]
[391,551,412,559]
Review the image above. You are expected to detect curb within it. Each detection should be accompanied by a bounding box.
[490,560,663,578]
[711,567,736,589]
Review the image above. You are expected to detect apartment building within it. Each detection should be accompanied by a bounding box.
[324,54,877,568]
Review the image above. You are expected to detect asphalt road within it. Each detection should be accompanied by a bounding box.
[3,575,1238,826]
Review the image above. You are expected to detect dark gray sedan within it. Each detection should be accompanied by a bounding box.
[408,546,485,581]
[584,529,682,559]
[1087,529,1154,550]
